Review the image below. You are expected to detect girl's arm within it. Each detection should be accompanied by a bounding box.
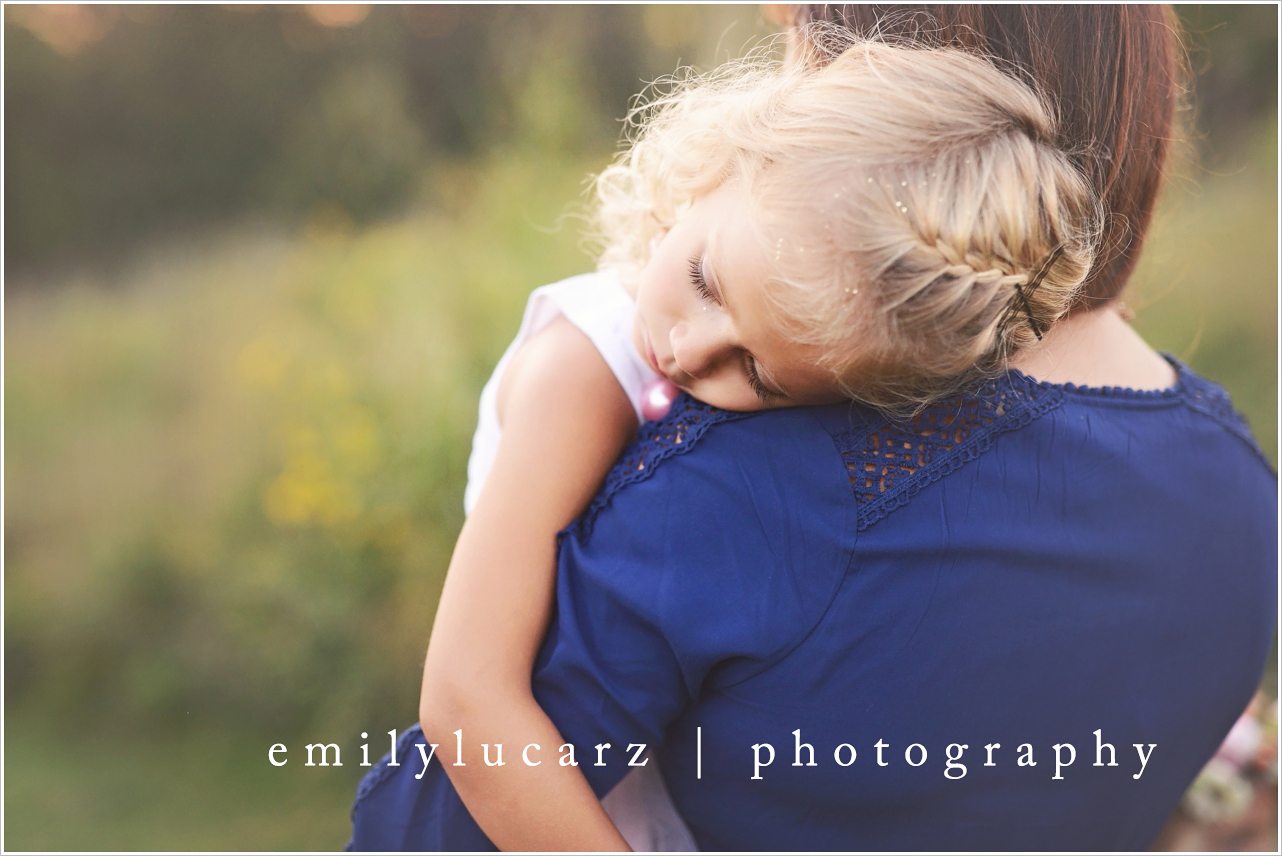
[419,315,638,852]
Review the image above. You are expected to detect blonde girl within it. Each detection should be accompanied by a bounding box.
[353,35,1101,851]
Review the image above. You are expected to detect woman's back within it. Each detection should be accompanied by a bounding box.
[551,355,1275,851]
[347,355,1274,852]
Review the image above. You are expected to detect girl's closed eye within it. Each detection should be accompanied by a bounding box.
[744,356,778,404]
[687,255,717,304]
[687,254,778,405]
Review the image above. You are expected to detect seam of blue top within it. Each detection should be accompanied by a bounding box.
[565,394,751,542]
[1011,352,1272,473]
[1176,365,1277,476]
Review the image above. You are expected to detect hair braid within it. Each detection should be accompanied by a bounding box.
[590,31,1103,417]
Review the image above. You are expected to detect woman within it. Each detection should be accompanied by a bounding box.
[348,6,1276,850]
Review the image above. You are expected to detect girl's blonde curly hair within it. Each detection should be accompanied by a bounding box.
[589,32,1104,416]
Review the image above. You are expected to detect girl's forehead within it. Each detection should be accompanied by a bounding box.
[698,181,771,263]
[694,184,767,282]
[698,187,840,404]
[702,182,810,310]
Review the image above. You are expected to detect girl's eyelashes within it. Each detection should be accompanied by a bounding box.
[687,255,718,304]
[687,254,777,405]
[745,356,778,404]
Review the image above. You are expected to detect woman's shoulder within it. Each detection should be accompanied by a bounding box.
[1162,357,1276,475]
[559,396,857,684]
[579,355,1275,539]
[1012,353,1275,482]
[570,395,853,541]
[562,365,1276,684]
[848,355,1274,529]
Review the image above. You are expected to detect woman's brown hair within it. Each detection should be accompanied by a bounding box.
[783,4,1185,311]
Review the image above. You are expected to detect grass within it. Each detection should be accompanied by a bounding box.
[3,707,363,850]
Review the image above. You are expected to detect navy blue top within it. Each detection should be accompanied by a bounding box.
[347,356,1277,851]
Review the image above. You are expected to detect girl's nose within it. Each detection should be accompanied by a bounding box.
[670,316,735,379]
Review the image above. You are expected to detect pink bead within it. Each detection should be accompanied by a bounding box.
[641,379,680,421]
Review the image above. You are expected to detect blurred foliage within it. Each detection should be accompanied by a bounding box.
[3,5,1275,275]
[5,148,599,849]
[2,3,1277,851]
[4,4,763,272]
[1177,5,1279,160]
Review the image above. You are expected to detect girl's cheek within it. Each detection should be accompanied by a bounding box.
[695,380,762,413]
[633,263,660,313]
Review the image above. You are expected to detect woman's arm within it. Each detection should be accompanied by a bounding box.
[419,315,637,851]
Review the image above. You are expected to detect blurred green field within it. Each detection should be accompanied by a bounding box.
[5,148,606,849]
[4,703,361,850]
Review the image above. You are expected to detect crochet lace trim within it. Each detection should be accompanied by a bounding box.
[573,357,1270,541]
[570,394,747,539]
[837,373,1065,532]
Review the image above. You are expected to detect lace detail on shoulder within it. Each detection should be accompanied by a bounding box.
[837,374,1064,532]
[1180,368,1275,473]
[569,393,748,540]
